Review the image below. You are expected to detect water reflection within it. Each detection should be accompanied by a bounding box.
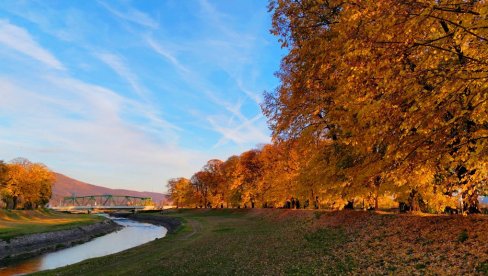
[0,217,167,276]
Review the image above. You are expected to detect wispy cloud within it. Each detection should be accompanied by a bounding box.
[0,1,281,191]
[0,20,64,70]
[145,33,269,148]
[193,0,264,108]
[209,113,269,148]
[95,52,145,97]
[236,78,262,105]
[145,37,190,73]
[99,2,158,29]
[0,75,202,189]
[197,0,254,42]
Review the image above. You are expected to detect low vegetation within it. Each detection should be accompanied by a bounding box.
[36,209,488,275]
[0,209,103,240]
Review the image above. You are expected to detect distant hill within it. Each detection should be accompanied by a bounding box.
[50,173,168,206]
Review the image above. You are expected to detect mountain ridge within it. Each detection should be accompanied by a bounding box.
[50,173,167,206]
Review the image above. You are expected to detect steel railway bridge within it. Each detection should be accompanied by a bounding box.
[51,195,155,212]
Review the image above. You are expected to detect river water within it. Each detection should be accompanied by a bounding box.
[0,216,167,276]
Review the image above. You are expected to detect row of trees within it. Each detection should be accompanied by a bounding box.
[168,0,487,213]
[0,158,54,209]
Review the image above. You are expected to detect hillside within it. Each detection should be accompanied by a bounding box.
[50,173,168,206]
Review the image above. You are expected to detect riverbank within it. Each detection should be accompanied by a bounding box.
[111,212,181,233]
[0,209,104,240]
[34,209,488,275]
[0,210,121,263]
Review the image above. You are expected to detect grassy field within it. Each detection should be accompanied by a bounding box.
[34,209,488,275]
[0,209,104,240]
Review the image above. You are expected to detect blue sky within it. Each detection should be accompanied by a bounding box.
[0,0,284,192]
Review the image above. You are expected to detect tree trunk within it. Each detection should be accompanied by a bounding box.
[408,189,425,212]
[374,176,381,210]
[344,200,354,209]
[462,189,480,214]
[12,197,18,209]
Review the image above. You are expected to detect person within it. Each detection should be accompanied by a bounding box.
[291,197,296,209]
[296,198,300,209]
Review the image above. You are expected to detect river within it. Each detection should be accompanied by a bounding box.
[0,216,167,276]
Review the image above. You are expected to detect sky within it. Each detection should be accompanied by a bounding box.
[0,0,284,193]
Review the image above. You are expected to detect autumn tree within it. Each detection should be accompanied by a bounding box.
[0,161,8,208]
[238,149,266,208]
[259,142,303,207]
[221,155,241,207]
[167,177,194,208]
[203,159,225,207]
[1,158,54,209]
[189,159,225,208]
[265,0,488,213]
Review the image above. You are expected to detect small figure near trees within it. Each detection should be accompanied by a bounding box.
[284,199,291,209]
[344,201,354,210]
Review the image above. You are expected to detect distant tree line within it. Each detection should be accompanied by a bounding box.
[0,158,54,209]
[168,0,487,214]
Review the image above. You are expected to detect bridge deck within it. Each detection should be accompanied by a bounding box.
[52,206,154,211]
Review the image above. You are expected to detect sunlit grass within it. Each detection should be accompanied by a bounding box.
[35,209,488,275]
[0,209,103,240]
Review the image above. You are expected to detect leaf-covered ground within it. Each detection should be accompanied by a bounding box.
[37,209,488,275]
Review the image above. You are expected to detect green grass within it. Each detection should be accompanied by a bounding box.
[0,209,104,240]
[30,209,488,275]
[457,229,469,243]
[35,209,355,275]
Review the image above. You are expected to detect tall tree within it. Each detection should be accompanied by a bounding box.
[1,158,54,209]
[167,177,194,208]
[266,0,488,213]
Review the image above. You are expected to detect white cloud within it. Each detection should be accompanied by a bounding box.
[99,2,158,29]
[235,78,262,105]
[0,76,204,190]
[208,113,269,148]
[0,20,65,70]
[95,52,145,97]
[145,35,270,148]
[145,37,190,73]
[0,1,280,192]
[194,1,266,107]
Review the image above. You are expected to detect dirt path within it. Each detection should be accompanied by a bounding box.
[178,219,202,240]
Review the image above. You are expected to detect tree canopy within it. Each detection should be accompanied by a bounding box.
[0,158,55,209]
[167,0,487,214]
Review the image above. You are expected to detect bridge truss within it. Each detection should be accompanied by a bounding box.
[62,195,152,207]
[53,195,154,212]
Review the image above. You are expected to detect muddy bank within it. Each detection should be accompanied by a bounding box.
[111,213,181,233]
[0,219,121,264]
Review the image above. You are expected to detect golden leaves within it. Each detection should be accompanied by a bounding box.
[1,158,54,209]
